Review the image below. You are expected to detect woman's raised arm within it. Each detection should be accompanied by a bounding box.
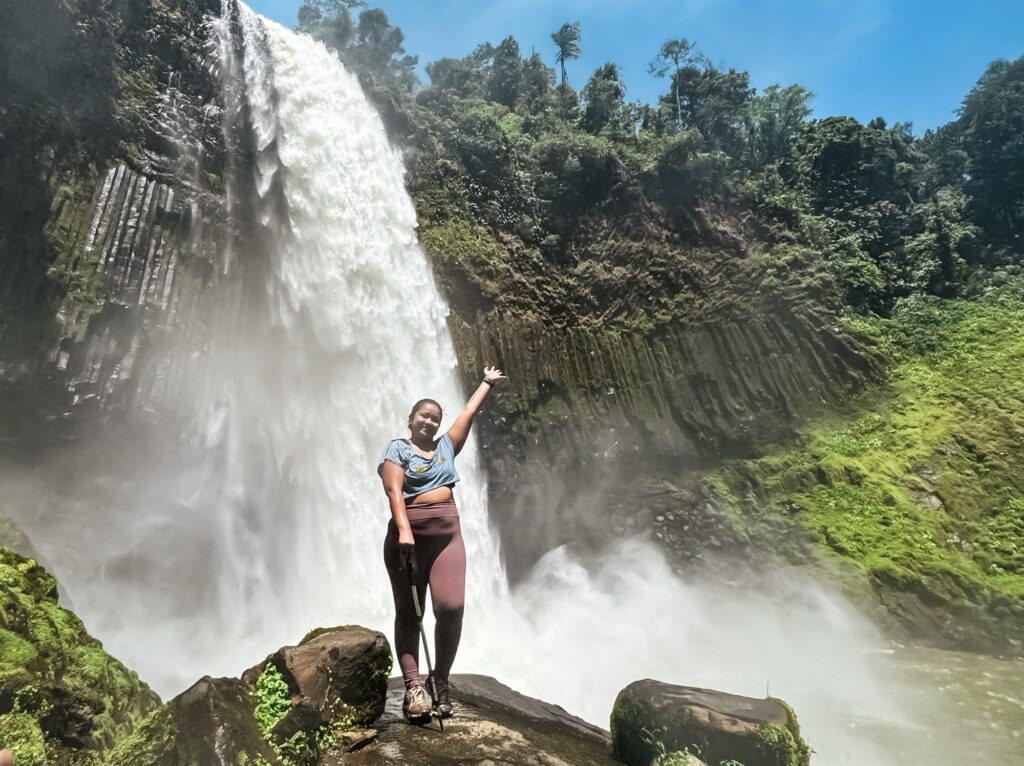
[446,366,505,455]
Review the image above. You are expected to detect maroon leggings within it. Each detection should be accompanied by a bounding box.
[383,501,466,689]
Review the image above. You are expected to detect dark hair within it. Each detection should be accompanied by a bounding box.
[408,398,442,423]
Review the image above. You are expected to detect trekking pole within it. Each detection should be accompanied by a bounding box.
[406,557,444,732]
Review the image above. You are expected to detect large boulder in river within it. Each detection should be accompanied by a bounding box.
[322,674,620,765]
[611,680,809,766]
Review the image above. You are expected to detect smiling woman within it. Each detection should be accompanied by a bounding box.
[376,365,505,723]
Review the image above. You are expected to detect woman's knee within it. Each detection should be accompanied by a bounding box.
[432,602,465,622]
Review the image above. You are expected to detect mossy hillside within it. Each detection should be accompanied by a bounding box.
[0,548,159,763]
[707,298,1024,651]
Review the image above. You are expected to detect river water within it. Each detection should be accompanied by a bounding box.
[1,4,1021,764]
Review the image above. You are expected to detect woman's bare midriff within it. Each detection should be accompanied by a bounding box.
[407,486,454,505]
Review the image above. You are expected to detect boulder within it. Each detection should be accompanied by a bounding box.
[241,625,392,732]
[109,626,391,765]
[322,674,620,765]
[611,680,809,766]
[106,676,285,766]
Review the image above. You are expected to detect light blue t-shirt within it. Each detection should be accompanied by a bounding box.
[377,433,460,499]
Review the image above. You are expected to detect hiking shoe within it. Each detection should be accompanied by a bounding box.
[403,682,431,723]
[432,677,453,719]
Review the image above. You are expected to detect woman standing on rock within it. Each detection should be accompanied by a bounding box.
[378,366,505,723]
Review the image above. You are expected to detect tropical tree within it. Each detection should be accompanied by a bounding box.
[551,22,581,87]
[666,64,752,151]
[948,57,1024,257]
[740,83,813,170]
[581,63,626,135]
[648,38,703,125]
[349,8,418,89]
[487,36,524,107]
[518,52,556,113]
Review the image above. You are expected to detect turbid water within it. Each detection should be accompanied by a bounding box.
[1,5,1022,765]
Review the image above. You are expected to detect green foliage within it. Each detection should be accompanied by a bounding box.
[653,749,704,765]
[739,84,812,170]
[581,63,628,136]
[757,723,809,766]
[299,6,1024,331]
[648,39,702,127]
[253,664,293,741]
[252,662,356,765]
[941,56,1024,256]
[297,1,417,88]
[487,36,524,107]
[419,219,510,306]
[104,706,177,766]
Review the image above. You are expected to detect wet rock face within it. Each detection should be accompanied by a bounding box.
[0,0,227,395]
[457,305,881,580]
[611,679,809,766]
[324,675,620,765]
[169,676,284,766]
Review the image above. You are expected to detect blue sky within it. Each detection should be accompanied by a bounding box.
[248,0,1024,132]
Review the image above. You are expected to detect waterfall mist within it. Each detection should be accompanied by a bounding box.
[0,5,1005,765]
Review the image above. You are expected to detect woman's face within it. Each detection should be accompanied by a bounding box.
[409,403,442,440]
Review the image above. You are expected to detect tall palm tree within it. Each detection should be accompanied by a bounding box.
[551,22,581,87]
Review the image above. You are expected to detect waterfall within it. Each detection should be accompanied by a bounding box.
[146,2,511,675]
[0,5,982,765]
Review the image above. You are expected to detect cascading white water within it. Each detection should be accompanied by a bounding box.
[1,6,1001,765]
[160,2,510,671]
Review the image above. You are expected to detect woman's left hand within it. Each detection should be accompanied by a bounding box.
[483,366,506,383]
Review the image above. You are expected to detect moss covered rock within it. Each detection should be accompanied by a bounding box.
[241,625,392,755]
[0,547,158,764]
[109,626,391,766]
[105,677,284,766]
[611,679,809,766]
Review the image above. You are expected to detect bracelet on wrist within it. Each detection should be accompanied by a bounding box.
[482,378,495,386]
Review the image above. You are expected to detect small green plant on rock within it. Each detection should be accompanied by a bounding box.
[251,662,357,765]
[253,663,292,740]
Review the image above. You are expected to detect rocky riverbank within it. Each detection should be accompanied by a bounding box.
[1,548,808,766]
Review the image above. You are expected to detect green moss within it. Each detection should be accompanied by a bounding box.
[104,706,177,766]
[653,750,704,765]
[756,723,809,766]
[0,548,158,761]
[419,218,512,304]
[0,712,48,766]
[251,662,350,764]
[711,299,1024,648]
[0,627,38,666]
